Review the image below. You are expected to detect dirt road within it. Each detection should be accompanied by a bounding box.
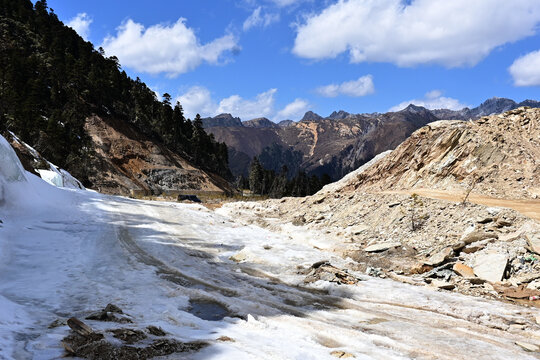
[382,188,540,222]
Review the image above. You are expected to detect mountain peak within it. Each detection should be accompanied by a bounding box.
[301,111,323,122]
[243,117,278,128]
[329,110,350,119]
[402,104,428,113]
[202,113,243,128]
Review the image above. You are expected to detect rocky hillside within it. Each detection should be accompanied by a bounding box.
[221,107,540,302]
[84,116,233,195]
[203,97,539,181]
[348,107,540,199]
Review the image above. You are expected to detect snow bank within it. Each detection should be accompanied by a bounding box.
[37,168,84,190]
[0,135,72,208]
[8,131,84,190]
[0,135,29,205]
[0,135,27,184]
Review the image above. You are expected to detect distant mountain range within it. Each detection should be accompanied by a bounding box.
[202,97,540,180]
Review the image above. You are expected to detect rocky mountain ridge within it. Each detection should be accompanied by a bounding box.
[202,97,540,181]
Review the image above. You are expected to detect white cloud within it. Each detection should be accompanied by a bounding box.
[293,0,540,67]
[243,7,280,31]
[276,98,310,119]
[315,75,374,97]
[66,13,92,40]
[217,89,277,119]
[101,19,239,77]
[509,50,540,86]
[176,87,310,121]
[176,86,218,119]
[390,90,467,112]
[177,87,278,120]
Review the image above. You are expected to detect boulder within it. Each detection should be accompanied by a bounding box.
[473,253,508,282]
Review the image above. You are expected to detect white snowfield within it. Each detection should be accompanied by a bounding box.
[0,135,539,360]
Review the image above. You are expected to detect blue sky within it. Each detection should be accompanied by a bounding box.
[46,0,540,121]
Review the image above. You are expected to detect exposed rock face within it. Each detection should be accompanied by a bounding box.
[84,115,231,195]
[349,107,540,199]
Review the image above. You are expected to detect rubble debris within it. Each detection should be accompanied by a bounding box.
[147,326,167,336]
[86,303,132,323]
[62,332,206,359]
[110,328,147,344]
[304,262,361,285]
[364,242,401,253]
[473,253,508,283]
[63,311,206,359]
[423,262,455,281]
[365,267,386,278]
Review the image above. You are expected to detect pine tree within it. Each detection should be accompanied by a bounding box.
[249,157,264,195]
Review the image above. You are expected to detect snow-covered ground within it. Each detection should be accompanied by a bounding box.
[1,135,539,359]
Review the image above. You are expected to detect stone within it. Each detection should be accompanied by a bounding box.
[461,244,485,254]
[473,253,508,282]
[431,279,455,290]
[331,350,355,358]
[526,233,540,254]
[67,318,93,337]
[536,316,540,325]
[495,219,512,228]
[424,247,453,266]
[461,231,498,245]
[364,242,401,252]
[516,341,539,352]
[476,217,493,224]
[453,263,475,278]
[409,263,433,275]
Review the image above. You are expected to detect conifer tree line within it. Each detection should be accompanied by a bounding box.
[242,157,332,198]
[0,0,231,185]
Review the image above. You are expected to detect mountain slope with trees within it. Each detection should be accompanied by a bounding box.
[0,0,231,194]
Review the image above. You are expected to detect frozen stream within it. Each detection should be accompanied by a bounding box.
[0,136,539,359]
